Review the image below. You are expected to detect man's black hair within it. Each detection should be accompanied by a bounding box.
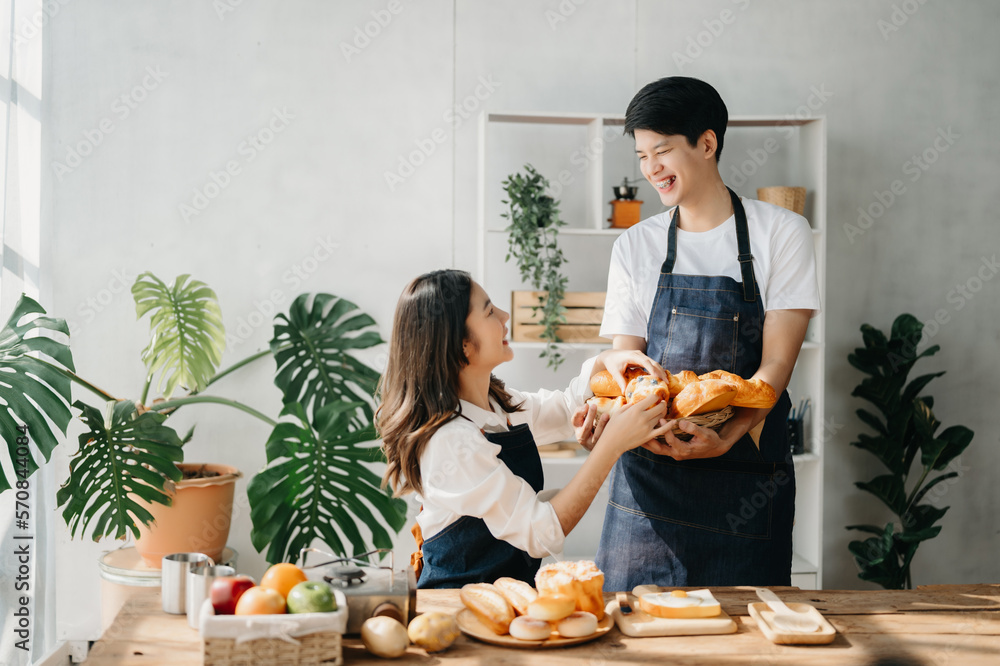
[624,77,728,162]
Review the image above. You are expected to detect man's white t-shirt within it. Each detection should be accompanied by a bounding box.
[600,198,822,340]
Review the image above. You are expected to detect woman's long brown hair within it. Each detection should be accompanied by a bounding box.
[376,270,521,497]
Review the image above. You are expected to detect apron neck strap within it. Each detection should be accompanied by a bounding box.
[660,187,757,303]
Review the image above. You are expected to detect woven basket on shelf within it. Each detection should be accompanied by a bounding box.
[203,631,342,666]
[663,405,734,442]
[757,186,806,215]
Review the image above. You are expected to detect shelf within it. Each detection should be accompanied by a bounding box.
[793,452,820,464]
[791,551,818,575]
[510,340,609,350]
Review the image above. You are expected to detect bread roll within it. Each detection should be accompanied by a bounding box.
[623,364,650,383]
[589,370,623,397]
[697,370,777,409]
[667,370,699,396]
[624,375,670,405]
[493,577,537,616]
[534,561,605,621]
[669,379,737,418]
[585,396,625,420]
[460,583,514,635]
[526,594,576,621]
[556,611,598,638]
[508,616,553,641]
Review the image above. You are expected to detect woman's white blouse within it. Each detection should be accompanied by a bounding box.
[415,364,593,559]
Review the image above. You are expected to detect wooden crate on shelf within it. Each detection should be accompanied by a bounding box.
[511,291,605,343]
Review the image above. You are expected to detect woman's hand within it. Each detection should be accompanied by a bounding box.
[598,393,671,454]
[642,419,736,460]
[572,404,608,452]
[593,349,666,394]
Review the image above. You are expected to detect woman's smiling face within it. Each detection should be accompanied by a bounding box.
[464,281,513,370]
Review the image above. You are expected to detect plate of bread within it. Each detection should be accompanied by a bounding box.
[458,561,612,648]
[587,366,777,441]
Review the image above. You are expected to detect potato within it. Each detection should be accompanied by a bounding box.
[407,612,460,653]
[361,616,409,658]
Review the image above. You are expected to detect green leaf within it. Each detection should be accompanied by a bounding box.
[901,372,945,405]
[0,295,75,492]
[849,523,905,588]
[910,472,958,506]
[855,408,887,436]
[850,433,903,474]
[56,400,183,541]
[248,402,408,564]
[889,314,922,345]
[900,503,949,540]
[132,273,226,399]
[270,294,384,423]
[855,475,907,515]
[921,425,973,471]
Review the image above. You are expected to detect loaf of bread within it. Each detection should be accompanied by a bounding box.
[624,374,670,405]
[589,370,623,398]
[585,396,626,420]
[535,560,605,621]
[493,577,538,616]
[460,583,514,635]
[669,379,738,419]
[698,370,777,409]
[667,370,699,396]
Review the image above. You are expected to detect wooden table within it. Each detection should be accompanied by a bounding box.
[84,585,1000,665]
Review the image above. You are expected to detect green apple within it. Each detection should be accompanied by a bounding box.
[286,580,338,614]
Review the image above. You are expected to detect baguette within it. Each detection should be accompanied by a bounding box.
[667,370,699,396]
[697,370,777,409]
[669,379,737,419]
[460,583,514,635]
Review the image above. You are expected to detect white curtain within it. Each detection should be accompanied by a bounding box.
[1,1,52,664]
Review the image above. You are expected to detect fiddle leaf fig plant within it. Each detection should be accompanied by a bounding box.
[846,313,974,589]
[501,164,568,370]
[0,274,406,563]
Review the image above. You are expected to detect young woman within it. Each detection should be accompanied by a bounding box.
[377,269,669,589]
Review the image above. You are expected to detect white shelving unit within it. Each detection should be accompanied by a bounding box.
[476,111,826,589]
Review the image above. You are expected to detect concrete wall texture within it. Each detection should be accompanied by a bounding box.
[33,0,999,643]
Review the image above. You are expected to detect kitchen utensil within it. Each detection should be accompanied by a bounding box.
[186,564,235,628]
[613,177,641,200]
[748,601,835,645]
[616,592,633,616]
[755,588,820,633]
[161,552,213,614]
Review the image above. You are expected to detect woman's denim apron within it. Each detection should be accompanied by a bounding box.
[418,422,545,589]
[596,188,794,590]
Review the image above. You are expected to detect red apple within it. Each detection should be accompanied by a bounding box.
[210,576,255,615]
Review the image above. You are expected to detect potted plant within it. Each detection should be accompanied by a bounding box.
[501,164,569,369]
[845,313,974,589]
[0,272,406,567]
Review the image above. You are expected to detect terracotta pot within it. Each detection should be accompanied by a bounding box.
[133,463,242,569]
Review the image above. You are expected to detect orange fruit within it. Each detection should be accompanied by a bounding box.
[259,562,308,599]
[234,586,286,615]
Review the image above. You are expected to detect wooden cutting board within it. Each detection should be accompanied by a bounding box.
[606,597,737,637]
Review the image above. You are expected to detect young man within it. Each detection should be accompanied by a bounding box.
[594,77,821,590]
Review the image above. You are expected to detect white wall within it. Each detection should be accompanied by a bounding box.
[35,0,1000,646]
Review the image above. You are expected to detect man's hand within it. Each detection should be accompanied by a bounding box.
[641,419,736,460]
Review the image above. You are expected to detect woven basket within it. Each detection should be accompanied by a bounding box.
[757,186,806,215]
[204,631,342,666]
[663,405,734,442]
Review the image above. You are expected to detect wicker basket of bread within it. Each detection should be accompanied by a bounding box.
[587,366,777,441]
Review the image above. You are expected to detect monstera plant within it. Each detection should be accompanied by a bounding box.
[0,274,405,563]
[846,314,974,589]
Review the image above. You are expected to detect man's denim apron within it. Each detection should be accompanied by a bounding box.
[418,421,545,589]
[596,188,794,590]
